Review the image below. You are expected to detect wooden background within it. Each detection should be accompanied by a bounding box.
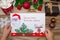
[0,0,60,40]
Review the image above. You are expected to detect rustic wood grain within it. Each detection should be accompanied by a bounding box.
[0,1,60,40]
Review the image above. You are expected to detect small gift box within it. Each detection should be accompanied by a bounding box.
[45,2,59,16]
[51,0,60,2]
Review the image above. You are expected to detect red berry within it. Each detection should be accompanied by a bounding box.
[38,6,42,11]
[17,5,22,10]
[33,0,38,4]
[23,2,30,9]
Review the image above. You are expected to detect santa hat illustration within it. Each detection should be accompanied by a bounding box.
[12,13,21,20]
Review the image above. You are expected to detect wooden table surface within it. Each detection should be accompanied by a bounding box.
[0,3,60,40]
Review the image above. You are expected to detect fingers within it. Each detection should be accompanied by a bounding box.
[8,26,12,31]
[46,29,50,33]
[7,24,11,29]
[45,30,48,36]
[45,29,51,35]
[45,29,53,35]
[5,23,11,28]
[4,24,12,32]
[7,24,12,32]
[45,29,51,33]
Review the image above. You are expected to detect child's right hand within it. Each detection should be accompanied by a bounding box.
[45,29,54,40]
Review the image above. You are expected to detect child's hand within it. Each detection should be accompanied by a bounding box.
[45,29,54,40]
[1,24,11,40]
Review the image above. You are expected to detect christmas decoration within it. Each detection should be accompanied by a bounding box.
[38,6,42,11]
[49,17,56,29]
[51,0,60,2]
[51,18,56,23]
[15,23,33,33]
[45,2,59,16]
[23,2,30,9]
[15,0,26,7]
[39,0,43,6]
[33,3,38,9]
[15,0,43,11]
[0,0,14,15]
[17,5,22,10]
[49,23,55,28]
[33,0,38,4]
[1,5,13,15]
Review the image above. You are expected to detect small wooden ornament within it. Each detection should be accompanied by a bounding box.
[51,18,56,23]
[49,23,55,28]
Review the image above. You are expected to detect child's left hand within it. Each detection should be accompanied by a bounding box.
[1,24,11,40]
